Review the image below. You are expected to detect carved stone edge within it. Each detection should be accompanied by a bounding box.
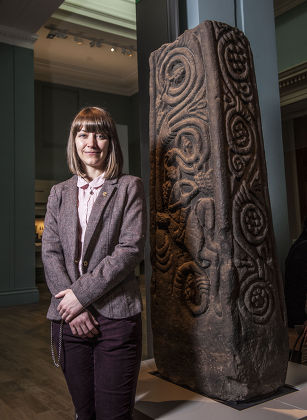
[0,24,38,49]
[279,61,307,106]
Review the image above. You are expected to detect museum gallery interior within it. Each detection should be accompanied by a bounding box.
[0,0,307,419]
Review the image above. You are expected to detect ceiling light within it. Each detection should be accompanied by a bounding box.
[43,26,135,57]
[56,32,68,39]
[46,31,56,39]
[90,39,103,48]
[74,37,83,45]
[121,47,134,57]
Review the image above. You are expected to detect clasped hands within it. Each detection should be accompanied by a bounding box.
[56,289,99,338]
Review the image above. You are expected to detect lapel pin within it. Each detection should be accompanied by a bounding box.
[103,191,107,196]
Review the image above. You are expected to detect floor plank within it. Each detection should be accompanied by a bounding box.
[0,281,147,418]
[0,283,74,419]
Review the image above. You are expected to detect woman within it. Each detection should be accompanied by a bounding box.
[42,106,146,420]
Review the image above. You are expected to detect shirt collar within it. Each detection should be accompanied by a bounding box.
[77,173,105,189]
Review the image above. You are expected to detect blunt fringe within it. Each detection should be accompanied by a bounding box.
[67,107,123,179]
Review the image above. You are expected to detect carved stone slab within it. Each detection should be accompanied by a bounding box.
[149,20,288,401]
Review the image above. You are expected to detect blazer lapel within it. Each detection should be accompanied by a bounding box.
[82,178,118,259]
[61,176,79,261]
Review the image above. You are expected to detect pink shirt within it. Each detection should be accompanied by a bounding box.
[77,173,105,274]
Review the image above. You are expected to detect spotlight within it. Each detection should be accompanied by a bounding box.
[74,37,83,45]
[46,31,56,39]
[56,32,68,39]
[90,39,102,48]
[110,47,116,52]
[121,47,134,57]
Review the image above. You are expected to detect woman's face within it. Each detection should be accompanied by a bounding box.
[75,127,109,173]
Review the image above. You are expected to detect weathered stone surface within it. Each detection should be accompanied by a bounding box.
[149,20,288,402]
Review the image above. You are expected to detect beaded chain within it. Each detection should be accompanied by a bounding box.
[50,319,64,368]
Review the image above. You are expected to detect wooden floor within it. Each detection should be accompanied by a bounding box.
[0,281,295,419]
[0,281,149,419]
[0,283,74,419]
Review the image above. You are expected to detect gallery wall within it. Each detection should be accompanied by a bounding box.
[0,43,38,305]
[35,80,141,181]
[275,2,307,72]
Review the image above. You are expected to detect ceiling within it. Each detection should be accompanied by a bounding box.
[0,0,303,97]
[34,0,138,96]
[0,0,63,33]
[0,0,63,47]
[0,0,138,96]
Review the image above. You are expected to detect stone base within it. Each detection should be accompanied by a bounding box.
[134,360,307,419]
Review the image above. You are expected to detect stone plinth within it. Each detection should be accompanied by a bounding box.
[149,20,288,401]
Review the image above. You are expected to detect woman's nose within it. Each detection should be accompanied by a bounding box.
[87,133,97,147]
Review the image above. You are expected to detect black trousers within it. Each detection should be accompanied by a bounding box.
[52,312,142,420]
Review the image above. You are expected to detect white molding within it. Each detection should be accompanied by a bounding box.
[0,24,38,49]
[280,87,307,107]
[34,57,138,96]
[279,61,307,107]
[51,0,137,41]
[60,0,136,29]
[51,10,136,40]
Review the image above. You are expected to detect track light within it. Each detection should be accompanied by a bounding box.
[56,32,68,39]
[46,30,68,40]
[74,37,83,45]
[46,31,56,39]
[43,26,135,57]
[90,40,103,48]
[121,48,133,57]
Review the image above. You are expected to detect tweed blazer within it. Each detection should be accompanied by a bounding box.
[42,174,146,321]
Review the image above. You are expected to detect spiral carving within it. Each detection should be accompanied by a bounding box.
[157,46,203,108]
[226,108,256,179]
[155,228,173,273]
[239,274,274,325]
[233,182,268,249]
[240,203,267,245]
[216,27,253,104]
[175,122,210,171]
[173,261,210,316]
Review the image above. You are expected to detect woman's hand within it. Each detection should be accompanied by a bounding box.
[69,311,100,338]
[56,289,83,322]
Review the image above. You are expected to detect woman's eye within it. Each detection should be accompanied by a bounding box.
[97,135,106,140]
[78,133,87,138]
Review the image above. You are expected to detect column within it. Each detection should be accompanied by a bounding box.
[0,43,38,305]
